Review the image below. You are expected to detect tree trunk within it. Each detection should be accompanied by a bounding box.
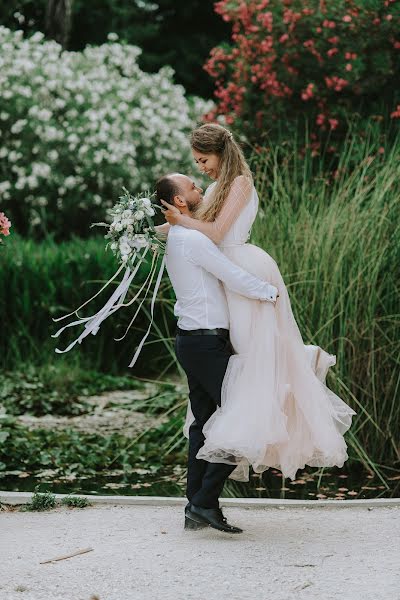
[45,0,73,49]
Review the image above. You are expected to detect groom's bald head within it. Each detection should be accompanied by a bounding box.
[155,173,203,214]
[155,173,183,206]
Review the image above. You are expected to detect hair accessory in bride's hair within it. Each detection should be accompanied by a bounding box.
[226,130,233,140]
[52,188,166,368]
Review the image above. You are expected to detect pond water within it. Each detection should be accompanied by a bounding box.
[1,464,399,501]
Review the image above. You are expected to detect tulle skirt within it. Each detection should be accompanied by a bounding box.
[183,243,356,482]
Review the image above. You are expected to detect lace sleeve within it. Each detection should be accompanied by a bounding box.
[178,176,252,244]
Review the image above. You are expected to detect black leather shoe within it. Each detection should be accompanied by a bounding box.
[184,501,208,530]
[188,504,243,534]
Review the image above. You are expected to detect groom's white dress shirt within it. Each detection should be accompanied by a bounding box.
[166,225,277,331]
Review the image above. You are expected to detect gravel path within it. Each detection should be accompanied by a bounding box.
[1,504,399,600]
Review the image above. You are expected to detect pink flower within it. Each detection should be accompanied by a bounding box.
[325,76,348,91]
[390,104,400,118]
[279,33,289,43]
[342,15,352,22]
[327,48,339,57]
[394,42,400,49]
[0,212,11,237]
[316,113,326,126]
[328,118,339,130]
[345,63,353,71]
[378,147,385,154]
[301,83,315,101]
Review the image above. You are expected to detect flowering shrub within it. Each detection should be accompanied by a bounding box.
[0,27,212,238]
[0,211,11,242]
[204,0,400,142]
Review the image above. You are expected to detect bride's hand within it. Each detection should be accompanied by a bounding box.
[160,200,182,225]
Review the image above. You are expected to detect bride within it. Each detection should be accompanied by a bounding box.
[159,123,356,483]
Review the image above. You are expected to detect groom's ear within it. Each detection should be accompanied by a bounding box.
[173,194,186,209]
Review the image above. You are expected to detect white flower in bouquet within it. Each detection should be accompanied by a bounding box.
[92,187,165,269]
[131,234,148,250]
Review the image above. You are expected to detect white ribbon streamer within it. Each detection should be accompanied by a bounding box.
[128,255,166,368]
[52,246,166,369]
[52,249,148,353]
[52,262,126,323]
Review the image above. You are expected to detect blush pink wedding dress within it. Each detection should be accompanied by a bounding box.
[181,178,356,482]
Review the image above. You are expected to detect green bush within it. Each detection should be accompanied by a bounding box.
[0,235,177,375]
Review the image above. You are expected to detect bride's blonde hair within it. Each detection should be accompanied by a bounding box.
[190,123,252,222]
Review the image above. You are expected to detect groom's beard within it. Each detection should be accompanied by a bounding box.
[186,198,202,214]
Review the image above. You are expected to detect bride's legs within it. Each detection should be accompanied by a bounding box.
[225,290,255,354]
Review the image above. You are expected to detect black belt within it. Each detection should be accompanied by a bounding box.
[176,327,229,338]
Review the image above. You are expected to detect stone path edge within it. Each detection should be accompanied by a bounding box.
[1,491,399,508]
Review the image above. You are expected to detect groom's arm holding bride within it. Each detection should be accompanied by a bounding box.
[182,229,279,305]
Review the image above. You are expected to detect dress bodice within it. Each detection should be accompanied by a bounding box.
[204,181,259,248]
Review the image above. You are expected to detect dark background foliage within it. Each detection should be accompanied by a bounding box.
[0,0,230,97]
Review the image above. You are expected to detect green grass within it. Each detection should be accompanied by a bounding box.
[60,495,91,508]
[21,488,91,511]
[23,487,57,511]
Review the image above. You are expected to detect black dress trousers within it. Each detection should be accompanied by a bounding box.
[175,332,237,509]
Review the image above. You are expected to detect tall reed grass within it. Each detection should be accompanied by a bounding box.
[249,131,400,473]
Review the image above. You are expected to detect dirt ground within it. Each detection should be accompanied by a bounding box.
[1,503,399,600]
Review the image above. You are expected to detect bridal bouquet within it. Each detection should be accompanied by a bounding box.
[53,188,166,368]
[94,188,165,267]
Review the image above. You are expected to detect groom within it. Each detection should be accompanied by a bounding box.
[156,173,278,534]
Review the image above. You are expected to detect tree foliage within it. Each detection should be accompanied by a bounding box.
[1,0,230,97]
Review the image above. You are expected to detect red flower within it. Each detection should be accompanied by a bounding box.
[301,83,315,101]
[390,105,400,118]
[327,48,339,57]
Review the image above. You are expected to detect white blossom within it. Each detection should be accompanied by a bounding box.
[0,25,213,235]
